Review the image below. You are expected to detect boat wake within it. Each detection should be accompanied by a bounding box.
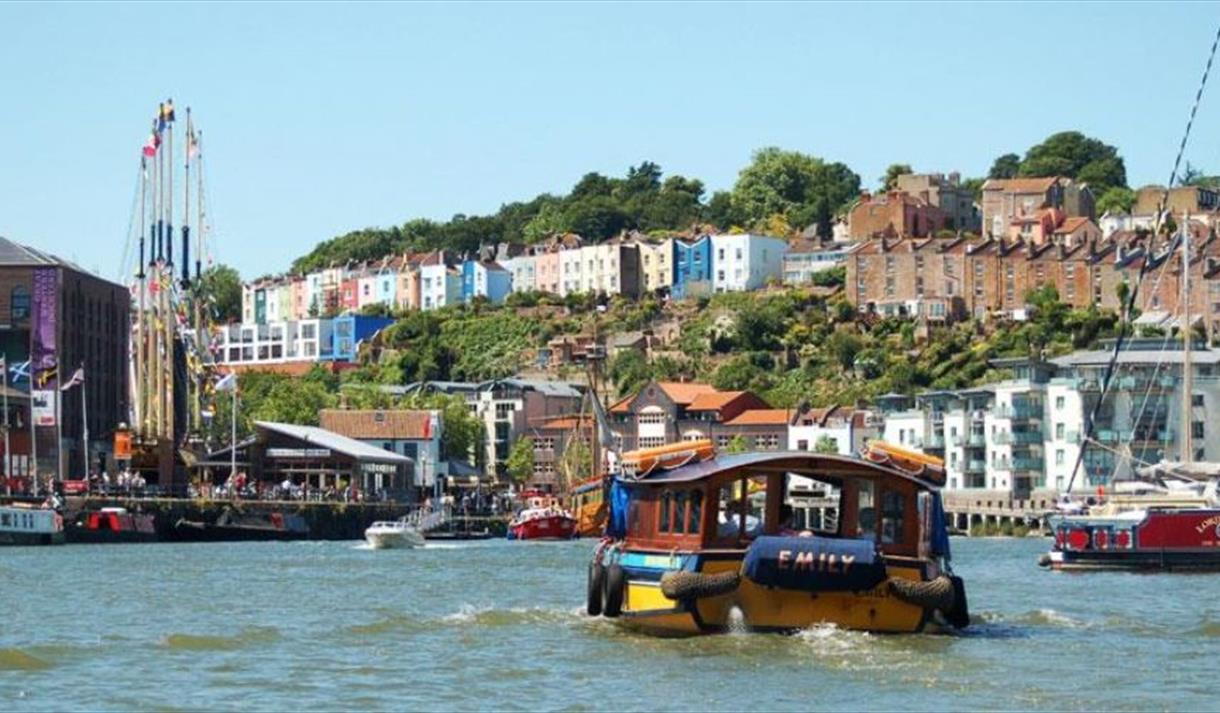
[161,626,282,651]
[0,647,53,671]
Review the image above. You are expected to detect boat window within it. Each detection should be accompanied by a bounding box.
[659,492,671,533]
[717,482,743,540]
[881,491,906,544]
[856,480,877,540]
[688,490,702,535]
[0,512,9,527]
[674,491,688,534]
[785,474,841,536]
[745,476,766,539]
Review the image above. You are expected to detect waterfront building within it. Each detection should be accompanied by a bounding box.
[608,380,770,451]
[401,378,584,480]
[0,237,129,480]
[709,233,786,292]
[715,408,792,451]
[318,408,445,493]
[527,414,593,492]
[872,341,1220,496]
[787,404,879,456]
[673,235,713,299]
[205,420,414,498]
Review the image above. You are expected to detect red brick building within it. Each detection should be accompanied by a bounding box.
[848,190,949,240]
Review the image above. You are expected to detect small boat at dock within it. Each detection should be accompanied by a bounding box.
[68,507,158,544]
[586,441,969,635]
[0,502,65,546]
[172,508,310,542]
[507,491,576,541]
[364,518,426,549]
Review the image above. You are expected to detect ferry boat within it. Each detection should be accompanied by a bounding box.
[0,502,65,546]
[68,507,159,544]
[172,508,310,542]
[364,518,426,549]
[586,441,969,635]
[507,490,577,541]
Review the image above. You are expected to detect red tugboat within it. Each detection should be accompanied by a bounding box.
[507,490,577,541]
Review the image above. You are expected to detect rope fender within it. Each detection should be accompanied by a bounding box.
[887,575,955,612]
[660,569,741,601]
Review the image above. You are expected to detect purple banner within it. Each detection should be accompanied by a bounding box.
[31,267,57,385]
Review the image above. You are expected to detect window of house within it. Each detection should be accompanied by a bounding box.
[797,439,808,451]
[1193,394,1205,407]
[1056,396,1065,410]
[1056,423,1065,440]
[11,286,30,322]
[1194,421,1205,439]
[1056,449,1065,465]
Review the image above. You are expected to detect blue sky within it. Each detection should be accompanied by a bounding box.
[1,2,1218,281]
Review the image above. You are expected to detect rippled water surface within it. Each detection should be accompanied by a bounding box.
[2,537,1218,711]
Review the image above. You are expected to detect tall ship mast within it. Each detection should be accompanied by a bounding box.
[125,99,213,493]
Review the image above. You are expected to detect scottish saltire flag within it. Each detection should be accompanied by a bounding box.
[8,360,30,383]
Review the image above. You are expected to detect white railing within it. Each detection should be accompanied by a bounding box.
[406,506,450,532]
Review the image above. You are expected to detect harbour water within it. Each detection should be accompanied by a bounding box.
[2,537,1217,711]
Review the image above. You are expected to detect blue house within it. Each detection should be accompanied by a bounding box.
[672,235,713,299]
[327,315,394,362]
[461,260,512,304]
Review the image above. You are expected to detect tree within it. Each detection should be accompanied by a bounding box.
[1017,131,1127,194]
[198,264,242,323]
[609,349,652,397]
[814,435,839,454]
[505,437,535,486]
[988,153,1020,180]
[880,163,912,190]
[729,147,860,239]
[723,434,749,454]
[1096,186,1136,215]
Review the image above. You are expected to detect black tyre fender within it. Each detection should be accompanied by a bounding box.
[586,562,605,617]
[945,575,970,629]
[602,563,625,618]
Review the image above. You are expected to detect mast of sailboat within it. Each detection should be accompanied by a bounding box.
[1183,210,1194,465]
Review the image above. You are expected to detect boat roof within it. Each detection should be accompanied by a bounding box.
[619,451,934,489]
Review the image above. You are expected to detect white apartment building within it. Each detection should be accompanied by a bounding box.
[877,342,1220,497]
[787,405,879,456]
[420,260,459,310]
[203,318,332,366]
[710,233,787,292]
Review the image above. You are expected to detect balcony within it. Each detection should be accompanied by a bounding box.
[965,460,986,474]
[968,433,986,447]
[995,404,1043,421]
[926,434,946,449]
[1011,457,1044,472]
[1011,431,1044,445]
[1097,430,1118,443]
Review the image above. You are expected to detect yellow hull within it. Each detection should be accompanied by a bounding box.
[618,558,929,635]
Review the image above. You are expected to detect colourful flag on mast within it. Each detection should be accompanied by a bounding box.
[60,367,84,392]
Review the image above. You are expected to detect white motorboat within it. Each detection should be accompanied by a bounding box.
[364,518,426,549]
